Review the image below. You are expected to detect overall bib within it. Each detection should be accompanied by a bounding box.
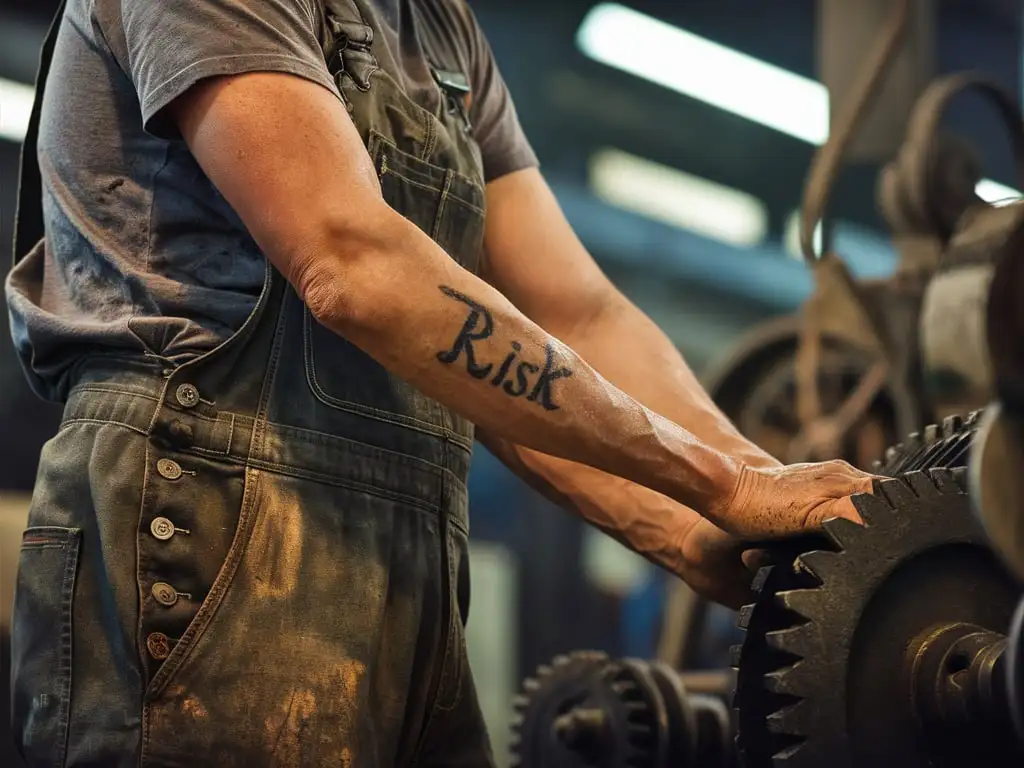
[9,1,493,766]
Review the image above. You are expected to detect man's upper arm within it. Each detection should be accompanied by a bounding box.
[116,0,392,306]
[119,0,340,136]
[168,71,391,305]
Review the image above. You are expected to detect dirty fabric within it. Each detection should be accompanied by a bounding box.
[9,0,498,765]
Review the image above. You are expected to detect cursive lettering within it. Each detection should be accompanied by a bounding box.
[436,286,574,410]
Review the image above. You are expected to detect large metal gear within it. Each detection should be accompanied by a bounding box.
[733,468,1023,767]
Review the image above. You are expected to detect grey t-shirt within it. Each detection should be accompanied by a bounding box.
[6,0,537,399]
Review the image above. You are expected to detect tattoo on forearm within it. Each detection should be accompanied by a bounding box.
[436,286,573,411]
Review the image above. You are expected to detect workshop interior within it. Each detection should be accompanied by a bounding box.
[2,0,1024,766]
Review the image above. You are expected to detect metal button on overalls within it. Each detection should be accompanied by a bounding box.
[156,459,183,480]
[175,383,200,408]
[151,582,179,607]
[150,517,177,541]
[146,632,172,660]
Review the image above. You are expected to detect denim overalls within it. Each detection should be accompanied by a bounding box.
[9,1,493,765]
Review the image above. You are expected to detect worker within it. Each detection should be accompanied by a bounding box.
[5,1,874,766]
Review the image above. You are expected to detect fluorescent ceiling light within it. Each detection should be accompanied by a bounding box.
[975,178,1021,205]
[577,4,1020,204]
[590,147,768,247]
[577,3,830,145]
[0,77,34,143]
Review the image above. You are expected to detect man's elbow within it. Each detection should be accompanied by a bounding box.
[285,203,410,336]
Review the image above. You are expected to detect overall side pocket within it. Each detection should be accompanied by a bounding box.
[10,526,82,768]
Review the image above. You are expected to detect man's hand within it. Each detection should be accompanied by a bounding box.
[673,516,754,609]
[479,430,878,608]
[710,459,876,538]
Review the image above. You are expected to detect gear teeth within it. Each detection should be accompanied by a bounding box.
[933,466,967,494]
[904,470,940,497]
[776,588,822,620]
[794,550,837,581]
[943,414,963,436]
[766,623,818,657]
[751,564,775,593]
[926,466,955,493]
[850,490,888,526]
[762,662,811,695]
[772,743,808,763]
[884,443,902,466]
[766,698,815,735]
[738,603,756,629]
[511,651,619,768]
[877,476,920,506]
[729,643,744,668]
[877,411,979,476]
[821,515,863,547]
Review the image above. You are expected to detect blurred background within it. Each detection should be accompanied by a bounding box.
[1,1,1022,765]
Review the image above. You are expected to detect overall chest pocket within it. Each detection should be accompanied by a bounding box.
[304,132,485,445]
[373,131,485,272]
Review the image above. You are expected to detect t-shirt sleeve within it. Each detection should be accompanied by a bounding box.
[450,2,539,182]
[118,0,341,136]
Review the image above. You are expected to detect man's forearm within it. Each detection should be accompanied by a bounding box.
[476,431,754,607]
[560,296,779,468]
[304,205,742,521]
[477,429,695,570]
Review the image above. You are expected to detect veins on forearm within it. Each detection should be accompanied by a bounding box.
[435,285,574,411]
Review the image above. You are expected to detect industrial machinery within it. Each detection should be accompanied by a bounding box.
[509,2,1024,765]
[734,469,1023,767]
[509,418,1024,766]
[510,651,735,768]
[705,0,1024,471]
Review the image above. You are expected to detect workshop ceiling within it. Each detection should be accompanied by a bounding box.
[0,0,1021,263]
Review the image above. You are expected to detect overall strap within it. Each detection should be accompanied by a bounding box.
[12,0,68,264]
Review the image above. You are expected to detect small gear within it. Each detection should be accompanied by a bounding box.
[733,468,1022,767]
[510,653,733,768]
[510,651,661,768]
[510,651,612,768]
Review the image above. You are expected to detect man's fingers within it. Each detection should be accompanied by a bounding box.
[820,471,879,499]
[859,474,879,494]
[741,547,774,572]
[803,495,864,528]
